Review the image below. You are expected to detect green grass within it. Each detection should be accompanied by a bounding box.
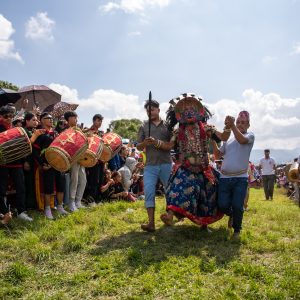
[0,188,299,299]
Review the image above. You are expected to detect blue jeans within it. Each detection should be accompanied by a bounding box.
[218,177,248,233]
[144,163,172,208]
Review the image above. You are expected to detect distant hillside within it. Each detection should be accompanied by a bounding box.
[250,148,300,164]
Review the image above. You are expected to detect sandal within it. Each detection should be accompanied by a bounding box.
[141,223,155,232]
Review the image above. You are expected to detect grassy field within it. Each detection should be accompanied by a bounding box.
[0,188,299,300]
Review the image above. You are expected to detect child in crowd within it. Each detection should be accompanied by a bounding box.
[110,171,136,202]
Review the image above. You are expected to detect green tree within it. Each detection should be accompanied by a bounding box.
[0,80,19,91]
[109,118,142,142]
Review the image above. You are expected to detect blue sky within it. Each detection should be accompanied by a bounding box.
[1,0,300,151]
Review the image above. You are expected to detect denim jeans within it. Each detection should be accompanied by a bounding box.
[218,177,248,233]
[144,163,172,208]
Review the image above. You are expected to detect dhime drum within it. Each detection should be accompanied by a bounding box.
[99,132,122,162]
[0,127,32,165]
[288,162,299,182]
[78,134,104,167]
[45,127,88,172]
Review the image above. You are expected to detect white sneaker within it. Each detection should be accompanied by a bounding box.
[88,201,96,207]
[44,208,54,220]
[57,205,69,215]
[68,201,78,212]
[75,201,86,209]
[17,212,33,222]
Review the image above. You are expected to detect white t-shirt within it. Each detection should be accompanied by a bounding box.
[259,157,276,175]
[220,131,255,178]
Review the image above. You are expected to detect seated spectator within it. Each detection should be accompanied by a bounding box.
[110,171,136,202]
[100,169,115,201]
[130,173,144,199]
[118,157,138,192]
[108,145,129,171]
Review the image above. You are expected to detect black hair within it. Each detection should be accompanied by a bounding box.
[93,114,103,122]
[0,105,15,115]
[144,99,159,109]
[22,112,35,127]
[40,112,52,119]
[64,110,77,121]
[12,119,23,126]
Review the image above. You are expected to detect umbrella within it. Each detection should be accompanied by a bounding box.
[15,85,61,112]
[43,101,79,118]
[0,88,21,106]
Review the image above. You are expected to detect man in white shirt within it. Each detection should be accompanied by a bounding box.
[259,149,276,200]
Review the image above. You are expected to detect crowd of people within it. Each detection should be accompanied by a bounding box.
[0,103,148,227]
[1,93,299,239]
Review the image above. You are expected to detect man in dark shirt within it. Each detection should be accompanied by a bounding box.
[137,99,172,232]
[0,105,32,222]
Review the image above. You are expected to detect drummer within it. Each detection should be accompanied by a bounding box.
[84,114,105,205]
[64,111,87,211]
[33,112,68,219]
[0,105,33,222]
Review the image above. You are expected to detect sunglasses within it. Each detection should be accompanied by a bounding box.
[2,114,14,119]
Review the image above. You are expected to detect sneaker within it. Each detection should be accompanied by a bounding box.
[17,212,33,222]
[68,201,78,212]
[57,205,69,215]
[44,208,54,220]
[75,201,86,209]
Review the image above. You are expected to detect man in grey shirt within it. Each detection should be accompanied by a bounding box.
[137,99,172,232]
[213,111,255,239]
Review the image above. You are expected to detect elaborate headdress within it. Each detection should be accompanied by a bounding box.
[166,93,212,131]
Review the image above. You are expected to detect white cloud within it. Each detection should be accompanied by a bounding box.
[48,83,79,102]
[100,0,172,15]
[128,31,142,37]
[290,42,300,55]
[262,55,278,65]
[49,83,149,130]
[208,89,300,150]
[25,12,55,41]
[49,84,300,149]
[0,14,23,63]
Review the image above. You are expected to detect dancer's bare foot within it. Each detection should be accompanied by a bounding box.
[141,223,155,232]
[160,213,173,226]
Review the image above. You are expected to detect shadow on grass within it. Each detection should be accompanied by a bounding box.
[90,224,241,273]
